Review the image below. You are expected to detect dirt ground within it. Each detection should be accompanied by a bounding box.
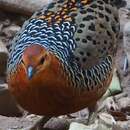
[0,1,130,130]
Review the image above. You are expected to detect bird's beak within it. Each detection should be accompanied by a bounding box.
[27,66,34,80]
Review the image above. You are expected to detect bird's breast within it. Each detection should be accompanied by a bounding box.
[8,57,113,116]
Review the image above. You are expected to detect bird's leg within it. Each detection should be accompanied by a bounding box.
[30,116,51,130]
[86,103,97,125]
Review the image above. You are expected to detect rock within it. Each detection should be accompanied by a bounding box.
[123,21,130,66]
[69,113,117,130]
[119,8,130,36]
[126,0,130,9]
[69,122,97,130]
[102,97,119,112]
[2,24,21,38]
[44,117,69,130]
[118,97,130,109]
[0,24,3,33]
[0,114,41,130]
[117,97,130,116]
[0,0,53,16]
[0,40,8,76]
[0,83,22,116]
[98,113,116,125]
[115,121,130,130]
[2,19,11,27]
[70,108,89,119]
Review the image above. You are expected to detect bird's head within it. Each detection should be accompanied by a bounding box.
[21,44,52,80]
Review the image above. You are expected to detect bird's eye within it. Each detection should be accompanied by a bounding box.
[39,57,45,65]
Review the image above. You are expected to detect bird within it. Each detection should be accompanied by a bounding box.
[7,0,124,128]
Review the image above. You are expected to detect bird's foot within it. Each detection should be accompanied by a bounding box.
[86,111,97,125]
[29,116,51,130]
[86,104,98,125]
